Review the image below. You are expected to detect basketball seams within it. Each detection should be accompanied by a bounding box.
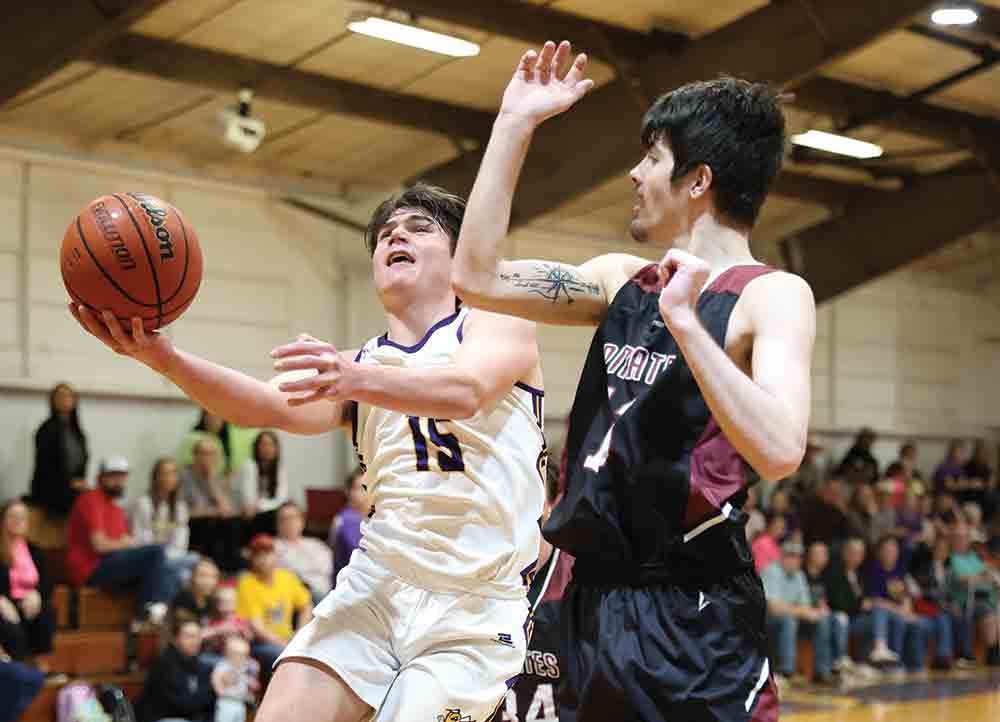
[113,193,163,328]
[73,216,158,308]
[126,192,191,306]
[65,271,200,325]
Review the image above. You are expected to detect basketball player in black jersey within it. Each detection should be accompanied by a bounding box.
[452,41,815,721]
[494,462,574,722]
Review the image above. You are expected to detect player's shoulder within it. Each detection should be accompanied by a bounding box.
[742,268,814,304]
[463,306,537,335]
[581,252,655,301]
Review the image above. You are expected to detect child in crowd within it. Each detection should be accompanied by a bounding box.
[211,635,259,722]
[201,585,253,666]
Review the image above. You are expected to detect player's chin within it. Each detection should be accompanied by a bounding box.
[629,219,648,244]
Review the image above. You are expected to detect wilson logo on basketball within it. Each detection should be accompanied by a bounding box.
[92,200,137,271]
[135,194,176,261]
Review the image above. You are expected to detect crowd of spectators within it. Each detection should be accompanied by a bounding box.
[1,383,367,717]
[755,428,1000,688]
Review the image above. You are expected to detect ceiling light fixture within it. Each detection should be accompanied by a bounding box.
[930,7,979,25]
[790,130,884,159]
[347,16,480,57]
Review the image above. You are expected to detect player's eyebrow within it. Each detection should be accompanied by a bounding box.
[377,212,437,239]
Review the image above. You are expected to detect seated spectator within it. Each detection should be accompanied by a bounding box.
[948,523,1000,665]
[838,427,879,484]
[762,541,835,684]
[752,513,785,573]
[744,486,765,543]
[132,457,200,585]
[802,478,855,549]
[173,557,220,625]
[236,534,312,677]
[274,502,332,604]
[897,488,928,549]
[804,541,852,678]
[870,484,899,546]
[780,436,825,508]
[239,431,289,539]
[202,585,253,664]
[179,410,236,479]
[932,492,961,539]
[908,536,968,669]
[895,441,924,485]
[329,467,367,586]
[136,618,216,722]
[0,657,44,722]
[211,635,259,722]
[26,383,88,550]
[0,500,55,667]
[183,439,243,573]
[880,463,908,509]
[65,457,178,623]
[865,536,931,671]
[964,440,996,522]
[933,440,969,497]
[769,489,799,541]
[825,537,900,666]
[847,483,879,546]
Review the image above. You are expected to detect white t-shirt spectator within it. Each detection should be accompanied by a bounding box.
[274,536,333,600]
[238,460,289,514]
[130,495,191,560]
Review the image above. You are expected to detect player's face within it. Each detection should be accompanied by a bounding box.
[628,139,691,245]
[371,209,453,304]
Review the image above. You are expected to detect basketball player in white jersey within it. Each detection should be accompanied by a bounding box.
[70,184,547,722]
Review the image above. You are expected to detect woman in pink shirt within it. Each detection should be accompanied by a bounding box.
[0,500,55,666]
[752,512,786,573]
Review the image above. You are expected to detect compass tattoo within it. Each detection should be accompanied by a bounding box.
[498,263,601,304]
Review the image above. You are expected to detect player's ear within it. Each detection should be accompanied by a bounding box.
[689,164,713,199]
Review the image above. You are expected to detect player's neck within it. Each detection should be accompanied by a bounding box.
[383,296,459,347]
[671,214,756,276]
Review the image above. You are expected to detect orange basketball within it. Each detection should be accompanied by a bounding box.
[60,193,203,331]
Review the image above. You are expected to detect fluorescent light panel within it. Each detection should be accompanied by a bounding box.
[347,17,480,57]
[931,7,978,25]
[791,130,884,159]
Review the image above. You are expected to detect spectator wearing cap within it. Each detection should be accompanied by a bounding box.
[236,534,312,676]
[762,540,836,684]
[65,457,179,623]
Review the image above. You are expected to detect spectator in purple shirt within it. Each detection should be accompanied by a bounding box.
[865,536,932,671]
[933,440,968,496]
[328,467,367,587]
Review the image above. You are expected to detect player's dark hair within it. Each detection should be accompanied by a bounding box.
[365,183,466,257]
[639,77,786,227]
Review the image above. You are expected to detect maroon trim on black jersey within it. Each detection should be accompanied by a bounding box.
[684,264,777,529]
[539,548,575,606]
[630,263,663,293]
[749,676,780,722]
[706,264,777,295]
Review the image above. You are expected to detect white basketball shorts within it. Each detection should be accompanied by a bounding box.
[277,551,530,722]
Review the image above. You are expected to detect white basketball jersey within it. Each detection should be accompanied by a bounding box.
[350,308,546,600]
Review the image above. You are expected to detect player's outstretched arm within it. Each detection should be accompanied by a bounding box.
[271,310,539,420]
[452,41,648,326]
[69,304,347,436]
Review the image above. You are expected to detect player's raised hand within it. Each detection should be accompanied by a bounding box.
[656,249,711,328]
[270,333,359,406]
[69,303,177,374]
[499,40,594,127]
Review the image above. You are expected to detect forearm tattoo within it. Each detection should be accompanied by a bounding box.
[498,263,601,305]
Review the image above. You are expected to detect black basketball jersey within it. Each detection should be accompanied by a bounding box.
[543,264,777,584]
[495,548,574,722]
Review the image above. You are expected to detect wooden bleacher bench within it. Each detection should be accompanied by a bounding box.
[50,629,129,676]
[76,587,137,629]
[52,584,71,629]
